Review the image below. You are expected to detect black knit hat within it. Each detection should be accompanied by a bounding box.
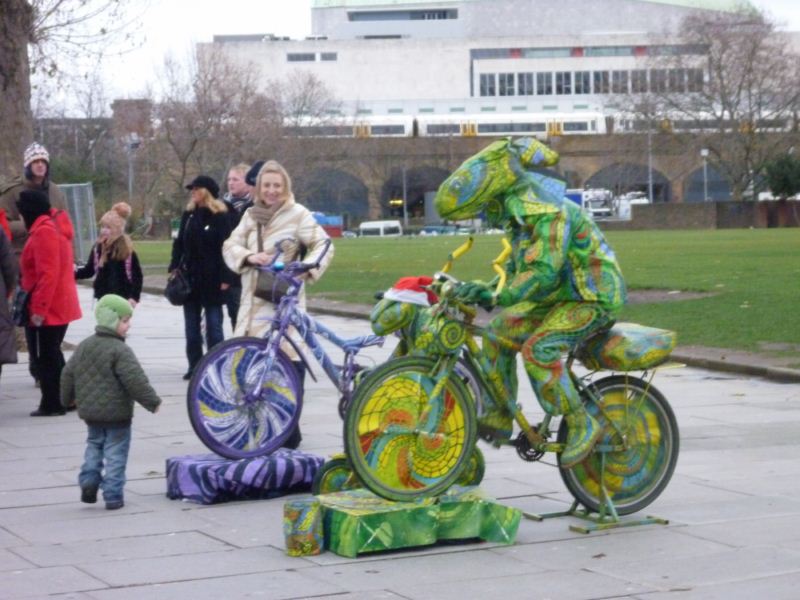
[245,161,265,187]
[185,175,220,199]
[17,189,51,230]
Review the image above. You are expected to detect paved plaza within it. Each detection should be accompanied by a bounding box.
[0,286,799,599]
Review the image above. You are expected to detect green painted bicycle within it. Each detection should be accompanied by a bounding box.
[343,238,679,521]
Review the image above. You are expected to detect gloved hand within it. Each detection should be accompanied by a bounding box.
[455,281,495,309]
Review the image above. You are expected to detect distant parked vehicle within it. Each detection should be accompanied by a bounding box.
[566,188,614,219]
[582,189,614,219]
[342,230,358,238]
[419,225,456,236]
[359,220,403,237]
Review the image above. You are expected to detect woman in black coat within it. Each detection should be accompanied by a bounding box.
[169,176,235,380]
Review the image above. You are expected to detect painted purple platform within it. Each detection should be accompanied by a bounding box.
[166,450,324,505]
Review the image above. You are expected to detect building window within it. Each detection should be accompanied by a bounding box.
[650,69,668,93]
[564,121,590,132]
[350,9,458,21]
[668,68,686,93]
[593,71,610,94]
[687,68,704,92]
[585,46,634,57]
[555,72,572,95]
[320,52,337,61]
[518,72,534,95]
[631,69,648,93]
[287,53,315,62]
[536,72,553,95]
[522,47,571,59]
[417,10,453,19]
[612,70,629,93]
[480,73,496,96]
[498,73,515,96]
[574,71,591,94]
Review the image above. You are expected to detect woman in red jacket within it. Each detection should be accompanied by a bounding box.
[17,190,81,416]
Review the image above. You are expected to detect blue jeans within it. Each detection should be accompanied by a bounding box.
[79,425,132,503]
[183,301,224,372]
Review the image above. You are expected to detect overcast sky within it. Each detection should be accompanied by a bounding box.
[101,0,800,100]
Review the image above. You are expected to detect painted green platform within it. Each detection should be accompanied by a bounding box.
[283,485,522,558]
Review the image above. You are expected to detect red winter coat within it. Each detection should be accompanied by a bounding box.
[20,213,81,326]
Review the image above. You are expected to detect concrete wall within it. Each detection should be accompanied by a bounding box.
[602,201,800,230]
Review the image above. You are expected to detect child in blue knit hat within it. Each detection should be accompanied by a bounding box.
[61,294,161,510]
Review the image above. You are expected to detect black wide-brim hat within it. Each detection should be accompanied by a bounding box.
[185,175,220,199]
[245,161,265,187]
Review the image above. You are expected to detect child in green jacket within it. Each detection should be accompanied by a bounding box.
[61,294,161,510]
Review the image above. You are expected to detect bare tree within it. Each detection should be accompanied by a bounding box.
[276,70,342,129]
[154,51,284,208]
[615,9,800,200]
[0,0,141,179]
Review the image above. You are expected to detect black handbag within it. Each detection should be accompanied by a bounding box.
[10,286,30,327]
[165,266,191,306]
[253,225,290,303]
[254,269,290,304]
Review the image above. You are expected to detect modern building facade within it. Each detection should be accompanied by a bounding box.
[204,0,747,120]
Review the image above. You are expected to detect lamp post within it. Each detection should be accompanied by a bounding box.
[647,123,654,203]
[401,165,409,228]
[125,133,141,203]
[700,148,709,202]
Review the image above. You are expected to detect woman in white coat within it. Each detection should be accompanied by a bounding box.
[222,160,333,447]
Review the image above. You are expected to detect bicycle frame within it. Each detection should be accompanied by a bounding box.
[421,308,563,451]
[250,240,383,403]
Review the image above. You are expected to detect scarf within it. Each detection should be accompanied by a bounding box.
[249,198,286,225]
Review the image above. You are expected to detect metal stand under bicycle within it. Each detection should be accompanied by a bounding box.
[522,449,669,534]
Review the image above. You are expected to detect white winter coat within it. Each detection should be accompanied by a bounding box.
[222,196,333,358]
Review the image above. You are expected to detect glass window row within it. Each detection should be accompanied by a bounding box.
[479,68,703,97]
[287,52,338,62]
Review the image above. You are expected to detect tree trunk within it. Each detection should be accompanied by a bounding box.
[0,1,34,180]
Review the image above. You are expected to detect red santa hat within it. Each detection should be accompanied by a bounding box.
[383,276,438,307]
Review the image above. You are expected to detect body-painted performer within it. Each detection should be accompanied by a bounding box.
[434,137,626,467]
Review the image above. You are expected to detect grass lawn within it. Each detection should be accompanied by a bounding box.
[136,228,799,352]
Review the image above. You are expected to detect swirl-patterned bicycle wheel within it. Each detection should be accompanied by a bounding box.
[557,375,679,515]
[187,337,302,459]
[344,356,477,502]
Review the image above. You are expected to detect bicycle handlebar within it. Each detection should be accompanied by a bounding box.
[441,236,474,274]
[432,238,512,309]
[266,237,332,272]
[491,238,512,299]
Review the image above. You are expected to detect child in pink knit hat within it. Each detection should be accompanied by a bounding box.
[75,202,143,306]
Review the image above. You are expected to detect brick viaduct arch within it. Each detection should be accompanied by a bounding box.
[291,134,722,220]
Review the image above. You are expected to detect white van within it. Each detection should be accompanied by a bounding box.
[358,220,403,237]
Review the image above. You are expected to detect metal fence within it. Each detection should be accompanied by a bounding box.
[60,183,97,264]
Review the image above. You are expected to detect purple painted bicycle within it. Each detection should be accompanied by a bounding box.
[186,239,384,459]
